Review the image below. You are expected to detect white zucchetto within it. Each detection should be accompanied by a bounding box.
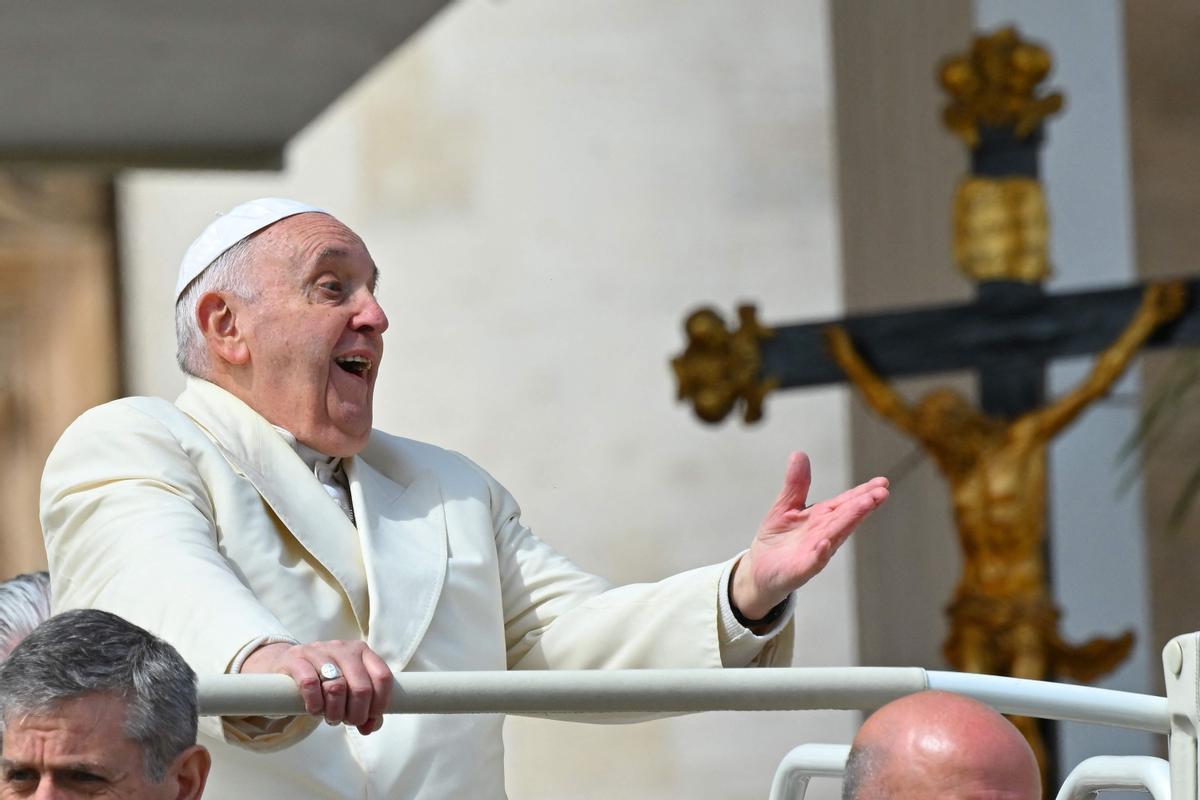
[175,197,325,300]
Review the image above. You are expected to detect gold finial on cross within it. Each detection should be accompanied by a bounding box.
[939,26,1064,149]
[671,304,777,424]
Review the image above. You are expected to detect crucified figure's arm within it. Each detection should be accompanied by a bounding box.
[824,324,920,437]
[1032,281,1188,438]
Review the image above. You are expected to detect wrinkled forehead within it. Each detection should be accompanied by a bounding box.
[1,691,129,736]
[253,212,363,255]
[249,213,378,281]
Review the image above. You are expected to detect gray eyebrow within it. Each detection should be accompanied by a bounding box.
[55,763,115,779]
[312,249,379,290]
[0,757,113,776]
[315,246,351,261]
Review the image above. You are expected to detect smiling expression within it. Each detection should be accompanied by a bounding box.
[219,213,389,456]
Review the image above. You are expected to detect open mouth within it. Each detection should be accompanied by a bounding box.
[334,355,372,379]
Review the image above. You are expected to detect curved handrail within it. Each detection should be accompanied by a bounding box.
[767,743,849,800]
[927,671,1168,734]
[196,668,1169,734]
[1054,756,1171,800]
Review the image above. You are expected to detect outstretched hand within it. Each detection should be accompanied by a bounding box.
[731,452,889,620]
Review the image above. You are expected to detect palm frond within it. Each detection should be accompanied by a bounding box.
[1169,461,1200,532]
[1117,349,1200,529]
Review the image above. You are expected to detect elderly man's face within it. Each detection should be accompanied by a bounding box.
[230,213,388,456]
[0,693,206,799]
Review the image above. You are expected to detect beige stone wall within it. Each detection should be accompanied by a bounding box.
[829,0,972,670]
[0,171,119,577]
[1125,0,1200,668]
[118,2,856,797]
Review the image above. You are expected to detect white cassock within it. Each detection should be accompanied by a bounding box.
[41,378,794,799]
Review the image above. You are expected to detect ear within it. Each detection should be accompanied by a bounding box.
[196,291,249,367]
[168,745,211,800]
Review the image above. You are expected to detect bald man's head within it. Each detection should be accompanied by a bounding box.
[842,691,1040,800]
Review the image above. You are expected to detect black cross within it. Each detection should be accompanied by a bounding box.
[727,122,1195,417]
[675,123,1199,422]
[750,275,1200,420]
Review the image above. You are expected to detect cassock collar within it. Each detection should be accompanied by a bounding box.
[271,425,343,477]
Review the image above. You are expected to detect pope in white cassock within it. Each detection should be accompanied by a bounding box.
[39,198,890,799]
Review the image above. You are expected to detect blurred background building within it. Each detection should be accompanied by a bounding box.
[0,1,1196,797]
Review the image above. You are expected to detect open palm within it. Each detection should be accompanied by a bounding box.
[732,452,889,619]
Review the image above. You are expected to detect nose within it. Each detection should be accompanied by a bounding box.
[34,783,67,800]
[352,292,389,335]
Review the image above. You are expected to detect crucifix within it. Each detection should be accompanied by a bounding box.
[670,26,1197,782]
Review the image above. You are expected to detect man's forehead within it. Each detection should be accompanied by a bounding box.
[260,214,365,256]
[250,220,380,288]
[4,693,127,729]
[261,211,354,244]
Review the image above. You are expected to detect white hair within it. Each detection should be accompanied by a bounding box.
[0,571,50,661]
[174,237,261,377]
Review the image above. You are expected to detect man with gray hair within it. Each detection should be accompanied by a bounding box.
[0,608,210,799]
[841,690,1040,800]
[0,572,50,661]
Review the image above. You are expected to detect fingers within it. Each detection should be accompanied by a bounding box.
[339,651,376,727]
[771,475,889,535]
[359,648,394,735]
[827,486,889,526]
[282,658,325,717]
[772,452,812,511]
[819,488,890,548]
[818,476,888,513]
[271,641,393,733]
[320,668,348,725]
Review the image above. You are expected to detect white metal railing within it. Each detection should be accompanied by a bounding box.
[200,667,923,717]
[193,648,1200,800]
[196,668,1168,731]
[769,750,1173,800]
[767,743,849,800]
[1165,633,1200,800]
[1055,756,1171,800]
[926,671,1169,733]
